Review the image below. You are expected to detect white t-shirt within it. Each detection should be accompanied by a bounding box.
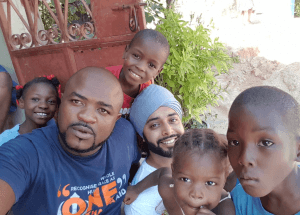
[124,160,162,215]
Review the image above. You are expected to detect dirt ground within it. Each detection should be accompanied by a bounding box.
[203,14,300,134]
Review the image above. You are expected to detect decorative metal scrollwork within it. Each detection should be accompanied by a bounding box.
[68,23,81,39]
[10,33,32,50]
[80,22,94,39]
[37,27,59,45]
[3,0,94,50]
[68,22,95,40]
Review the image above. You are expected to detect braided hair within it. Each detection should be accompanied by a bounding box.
[173,129,228,170]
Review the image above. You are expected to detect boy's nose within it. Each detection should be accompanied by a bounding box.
[136,61,147,72]
[238,144,256,167]
[78,106,97,124]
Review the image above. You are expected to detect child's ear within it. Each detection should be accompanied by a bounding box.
[122,45,129,59]
[18,98,25,109]
[152,67,164,80]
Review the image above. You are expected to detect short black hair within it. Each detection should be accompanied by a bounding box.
[16,76,61,106]
[173,129,227,170]
[230,86,300,137]
[129,29,170,57]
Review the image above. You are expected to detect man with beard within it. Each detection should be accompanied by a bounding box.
[0,67,140,214]
[124,84,185,215]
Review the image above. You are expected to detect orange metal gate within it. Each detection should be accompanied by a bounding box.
[0,0,146,90]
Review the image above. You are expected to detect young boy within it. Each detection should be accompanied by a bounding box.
[106,29,170,117]
[227,86,300,215]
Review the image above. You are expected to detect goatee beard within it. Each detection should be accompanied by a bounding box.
[144,134,180,158]
[57,122,113,154]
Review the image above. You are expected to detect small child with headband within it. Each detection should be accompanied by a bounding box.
[124,129,235,215]
[0,75,61,146]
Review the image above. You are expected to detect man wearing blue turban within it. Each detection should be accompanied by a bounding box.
[125,84,185,215]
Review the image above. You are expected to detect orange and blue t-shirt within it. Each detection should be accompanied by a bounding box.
[0,118,139,214]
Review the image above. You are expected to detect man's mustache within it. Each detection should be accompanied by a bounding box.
[157,134,181,145]
[68,122,95,136]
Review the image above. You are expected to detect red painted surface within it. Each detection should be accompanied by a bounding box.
[0,0,146,90]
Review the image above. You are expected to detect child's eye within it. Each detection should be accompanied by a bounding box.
[205,181,216,186]
[48,100,57,105]
[149,63,156,68]
[228,140,239,146]
[180,177,191,183]
[32,98,39,102]
[258,140,274,147]
[133,54,140,59]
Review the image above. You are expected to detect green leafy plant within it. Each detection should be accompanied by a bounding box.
[155,9,232,125]
[296,0,300,17]
[143,0,164,24]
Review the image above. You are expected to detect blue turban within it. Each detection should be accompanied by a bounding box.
[129,84,182,138]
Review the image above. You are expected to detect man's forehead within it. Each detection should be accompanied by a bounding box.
[147,107,178,121]
[64,72,122,104]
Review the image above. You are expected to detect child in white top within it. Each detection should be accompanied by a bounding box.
[124,129,235,215]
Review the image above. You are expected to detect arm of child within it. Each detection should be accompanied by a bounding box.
[123,167,170,205]
[0,179,15,214]
[211,189,235,215]
[0,72,12,133]
[158,174,184,215]
[224,171,237,192]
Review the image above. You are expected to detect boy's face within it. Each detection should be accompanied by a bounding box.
[227,105,299,197]
[122,39,168,86]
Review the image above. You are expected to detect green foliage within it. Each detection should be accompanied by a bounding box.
[155,9,232,125]
[144,0,164,24]
[296,0,300,17]
[39,0,90,30]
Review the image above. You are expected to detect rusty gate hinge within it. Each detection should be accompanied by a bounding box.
[112,3,147,32]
